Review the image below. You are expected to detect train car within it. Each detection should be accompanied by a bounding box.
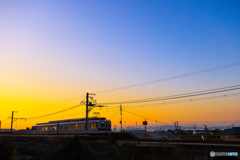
[31,117,111,134]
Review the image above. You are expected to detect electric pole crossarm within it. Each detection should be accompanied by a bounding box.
[13,118,27,123]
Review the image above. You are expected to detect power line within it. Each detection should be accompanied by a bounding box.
[26,92,240,122]
[109,110,120,120]
[95,62,240,94]
[123,109,174,126]
[1,118,10,122]
[27,104,83,120]
[15,62,240,112]
[99,85,240,104]
[106,109,119,118]
[25,99,119,121]
[124,107,173,122]
[27,111,86,121]
[19,95,85,112]
[0,113,13,122]
[116,92,240,110]
[90,91,240,110]
[123,110,154,121]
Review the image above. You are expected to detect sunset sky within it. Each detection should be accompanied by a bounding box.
[1,1,240,130]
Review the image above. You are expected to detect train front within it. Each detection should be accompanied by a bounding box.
[97,118,111,133]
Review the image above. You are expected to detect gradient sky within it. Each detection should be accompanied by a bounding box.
[1,0,240,130]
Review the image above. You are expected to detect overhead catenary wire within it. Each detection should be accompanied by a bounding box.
[114,92,240,110]
[1,118,10,122]
[33,92,240,123]
[124,107,173,122]
[23,91,240,122]
[18,95,86,112]
[98,85,240,104]
[81,91,240,112]
[106,109,120,118]
[15,62,240,112]
[26,111,86,121]
[9,72,240,124]
[95,62,240,94]
[26,102,118,121]
[109,110,120,120]
[123,109,174,126]
[27,104,83,120]
[0,113,14,122]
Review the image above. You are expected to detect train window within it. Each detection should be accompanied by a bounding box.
[49,126,56,130]
[69,125,76,130]
[64,125,68,130]
[90,123,97,129]
[101,122,105,127]
[76,124,83,129]
[108,124,111,127]
[39,127,44,130]
[59,126,63,130]
[105,124,108,127]
[44,127,48,130]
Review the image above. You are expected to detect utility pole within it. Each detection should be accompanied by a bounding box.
[120,105,122,132]
[0,120,1,131]
[11,111,14,133]
[85,92,89,135]
[10,111,27,134]
[84,92,104,135]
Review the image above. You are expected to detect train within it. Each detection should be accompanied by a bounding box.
[31,117,111,134]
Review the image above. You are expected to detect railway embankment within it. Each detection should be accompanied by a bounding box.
[0,134,240,160]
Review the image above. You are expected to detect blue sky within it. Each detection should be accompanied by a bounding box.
[0,0,240,128]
